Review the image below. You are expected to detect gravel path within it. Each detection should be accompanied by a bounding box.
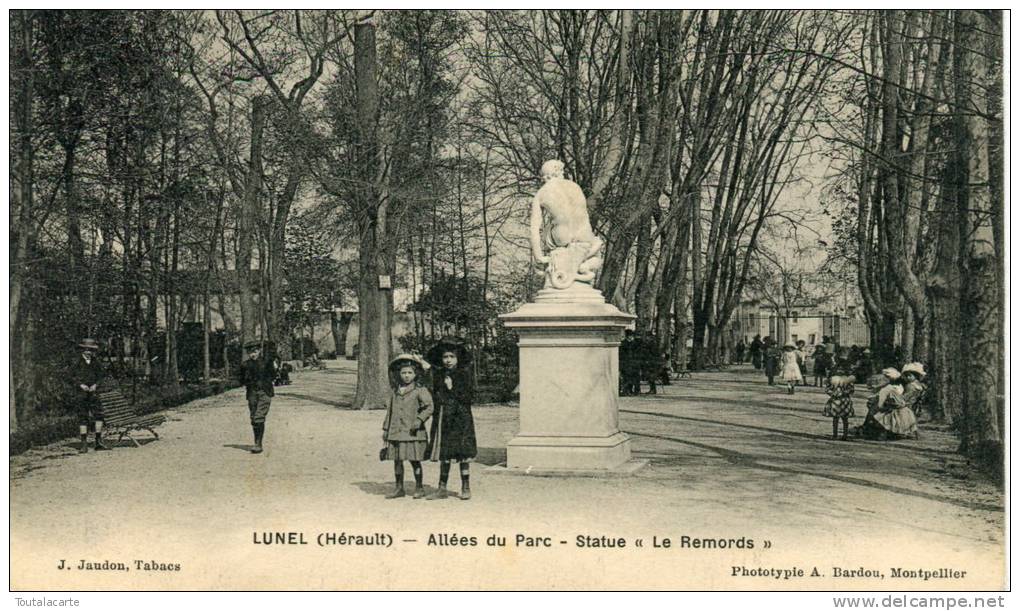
[10,361,1004,590]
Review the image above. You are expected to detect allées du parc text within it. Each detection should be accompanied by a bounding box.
[427,534,755,549]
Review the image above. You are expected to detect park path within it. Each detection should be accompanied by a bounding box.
[10,361,1004,590]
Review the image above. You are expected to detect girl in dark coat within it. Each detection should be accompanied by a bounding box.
[425,337,477,500]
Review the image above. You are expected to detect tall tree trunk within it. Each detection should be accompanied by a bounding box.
[672,278,690,372]
[689,189,705,368]
[954,10,1001,472]
[880,11,933,363]
[10,10,37,433]
[268,154,302,361]
[238,96,269,346]
[351,20,392,410]
[632,215,654,330]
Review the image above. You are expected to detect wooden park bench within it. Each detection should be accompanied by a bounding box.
[98,389,166,447]
[673,367,692,380]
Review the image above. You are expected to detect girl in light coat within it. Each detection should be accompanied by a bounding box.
[382,354,434,499]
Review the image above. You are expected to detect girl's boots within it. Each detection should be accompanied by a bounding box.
[386,467,406,499]
[412,463,426,499]
[459,465,471,500]
[427,461,451,500]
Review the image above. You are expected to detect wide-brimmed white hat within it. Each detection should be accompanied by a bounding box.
[389,353,430,371]
[881,367,901,380]
[901,362,926,378]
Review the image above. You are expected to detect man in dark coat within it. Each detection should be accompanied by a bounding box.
[239,340,276,454]
[637,332,664,394]
[763,337,781,386]
[619,330,641,396]
[750,335,764,370]
[73,338,108,453]
[735,340,746,364]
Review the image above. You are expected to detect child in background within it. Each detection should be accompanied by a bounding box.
[823,375,856,441]
[812,344,829,387]
[781,344,802,394]
[796,340,809,386]
[382,354,434,499]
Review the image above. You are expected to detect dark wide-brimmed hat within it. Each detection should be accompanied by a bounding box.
[782,344,795,351]
[425,336,472,368]
[244,340,263,351]
[78,338,100,351]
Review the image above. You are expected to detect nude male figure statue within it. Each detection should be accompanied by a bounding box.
[530,160,604,289]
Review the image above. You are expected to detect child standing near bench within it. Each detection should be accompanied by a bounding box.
[73,338,109,453]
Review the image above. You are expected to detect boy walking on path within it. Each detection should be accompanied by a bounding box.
[240,341,276,454]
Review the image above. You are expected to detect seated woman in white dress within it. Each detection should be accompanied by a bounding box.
[859,368,918,440]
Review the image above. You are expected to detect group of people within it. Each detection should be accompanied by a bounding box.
[239,335,478,501]
[740,333,929,442]
[72,323,929,498]
[743,335,809,394]
[380,337,478,501]
[619,330,670,396]
[823,363,927,442]
[73,335,478,501]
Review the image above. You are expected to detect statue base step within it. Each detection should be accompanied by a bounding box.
[505,431,633,472]
[486,458,648,478]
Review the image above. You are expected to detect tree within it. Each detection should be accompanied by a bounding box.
[312,12,468,409]
[818,10,1003,473]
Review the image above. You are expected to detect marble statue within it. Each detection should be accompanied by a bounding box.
[530,160,604,289]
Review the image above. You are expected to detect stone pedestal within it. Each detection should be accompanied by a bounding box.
[498,284,640,474]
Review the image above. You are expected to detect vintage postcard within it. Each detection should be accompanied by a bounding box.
[8,9,1006,592]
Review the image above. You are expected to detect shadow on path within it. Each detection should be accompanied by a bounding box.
[354,481,401,497]
[476,447,507,466]
[353,481,447,498]
[107,437,157,449]
[622,408,950,457]
[626,430,1002,514]
[275,391,352,410]
[638,393,828,417]
[223,443,255,452]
